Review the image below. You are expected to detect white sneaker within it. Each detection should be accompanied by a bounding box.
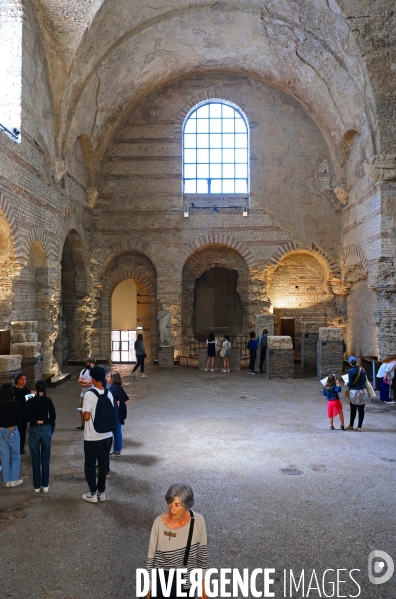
[42,487,49,493]
[3,481,11,487]
[10,479,23,487]
[82,492,98,503]
[141,374,147,378]
[204,368,208,372]
[211,369,215,372]
[222,369,226,372]
[34,488,40,493]
[98,492,106,502]
[227,369,230,372]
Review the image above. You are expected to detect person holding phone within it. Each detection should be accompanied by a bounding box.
[0,383,23,487]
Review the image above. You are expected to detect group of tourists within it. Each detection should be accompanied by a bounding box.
[204,329,269,374]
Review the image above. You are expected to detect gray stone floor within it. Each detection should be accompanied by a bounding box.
[1,365,396,599]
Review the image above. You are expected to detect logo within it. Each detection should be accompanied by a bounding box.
[368,550,394,585]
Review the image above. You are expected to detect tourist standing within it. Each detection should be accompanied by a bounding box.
[247,332,258,374]
[133,334,147,378]
[81,366,115,503]
[26,380,56,493]
[13,373,32,454]
[75,357,95,431]
[0,383,23,487]
[205,333,216,372]
[146,483,208,598]
[108,371,129,456]
[376,356,396,403]
[221,335,231,373]
[322,374,345,430]
[258,329,268,374]
[345,356,368,432]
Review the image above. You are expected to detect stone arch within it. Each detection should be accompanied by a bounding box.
[184,234,257,270]
[0,206,20,329]
[53,229,89,367]
[100,251,157,362]
[267,249,338,357]
[182,244,256,353]
[269,242,341,281]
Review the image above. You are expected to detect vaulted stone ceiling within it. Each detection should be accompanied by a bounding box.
[32,0,396,175]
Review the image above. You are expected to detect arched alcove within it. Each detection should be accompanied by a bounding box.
[182,245,250,351]
[0,210,19,329]
[101,252,157,363]
[268,251,334,356]
[54,230,88,366]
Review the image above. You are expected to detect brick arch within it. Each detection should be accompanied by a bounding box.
[342,244,368,272]
[0,190,27,265]
[100,251,158,362]
[183,234,257,270]
[56,206,88,262]
[97,238,156,272]
[25,227,56,262]
[269,242,341,280]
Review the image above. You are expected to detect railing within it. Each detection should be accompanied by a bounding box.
[187,335,249,359]
[0,123,20,141]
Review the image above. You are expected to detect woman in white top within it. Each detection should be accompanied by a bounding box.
[376,356,396,403]
[146,483,208,598]
[221,335,231,372]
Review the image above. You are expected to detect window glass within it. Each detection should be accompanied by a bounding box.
[183,101,248,194]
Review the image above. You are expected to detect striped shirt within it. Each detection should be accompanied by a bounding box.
[146,512,208,589]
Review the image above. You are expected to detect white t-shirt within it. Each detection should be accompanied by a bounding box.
[79,367,93,398]
[82,388,114,441]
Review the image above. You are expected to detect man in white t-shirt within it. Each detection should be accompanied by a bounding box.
[81,366,114,503]
[75,357,96,431]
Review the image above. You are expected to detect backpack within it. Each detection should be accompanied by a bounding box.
[91,389,118,433]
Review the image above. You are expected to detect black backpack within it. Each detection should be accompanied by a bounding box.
[91,389,119,433]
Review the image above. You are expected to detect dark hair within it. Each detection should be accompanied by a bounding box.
[86,357,96,364]
[35,379,47,396]
[349,359,357,367]
[262,329,268,334]
[15,373,27,384]
[208,333,215,341]
[90,366,106,383]
[224,335,230,341]
[0,383,14,405]
[109,371,122,385]
[137,333,143,341]
[250,331,255,339]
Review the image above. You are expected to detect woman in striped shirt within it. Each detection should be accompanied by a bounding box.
[146,483,208,598]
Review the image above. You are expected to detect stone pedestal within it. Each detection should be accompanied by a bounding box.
[266,336,294,379]
[10,320,39,343]
[198,348,241,371]
[301,322,320,371]
[317,328,343,379]
[158,346,174,371]
[0,354,22,385]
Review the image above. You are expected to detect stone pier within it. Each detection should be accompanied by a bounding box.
[301,322,320,371]
[266,336,294,379]
[11,322,42,387]
[316,328,343,379]
[158,346,174,371]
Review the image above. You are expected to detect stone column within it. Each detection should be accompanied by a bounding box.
[301,322,320,371]
[266,336,294,379]
[158,346,174,371]
[316,328,343,379]
[0,354,22,385]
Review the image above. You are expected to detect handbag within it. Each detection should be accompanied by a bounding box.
[345,367,362,398]
[220,346,227,357]
[365,380,375,398]
[383,376,392,386]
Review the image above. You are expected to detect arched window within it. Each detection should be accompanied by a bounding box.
[0,0,22,142]
[183,101,248,194]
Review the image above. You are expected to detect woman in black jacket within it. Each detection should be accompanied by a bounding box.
[0,383,23,487]
[345,356,368,432]
[26,380,56,493]
[108,371,129,456]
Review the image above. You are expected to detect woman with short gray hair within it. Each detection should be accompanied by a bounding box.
[146,483,208,598]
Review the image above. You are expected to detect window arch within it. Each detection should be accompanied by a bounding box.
[183,101,248,194]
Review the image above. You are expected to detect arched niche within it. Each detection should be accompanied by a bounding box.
[54,230,88,367]
[182,245,249,349]
[268,251,334,356]
[100,252,157,363]
[0,210,19,329]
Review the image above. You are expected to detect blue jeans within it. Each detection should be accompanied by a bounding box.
[0,426,21,484]
[29,424,52,489]
[113,421,123,452]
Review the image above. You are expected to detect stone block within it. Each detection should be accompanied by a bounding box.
[11,321,38,332]
[11,332,39,343]
[11,342,41,358]
[0,354,22,372]
[317,340,344,379]
[301,322,320,334]
[255,314,274,336]
[158,346,174,371]
[266,348,294,379]
[319,327,343,341]
[267,336,293,349]
[301,332,319,371]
